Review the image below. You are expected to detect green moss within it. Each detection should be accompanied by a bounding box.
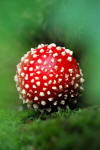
[0,107,100,150]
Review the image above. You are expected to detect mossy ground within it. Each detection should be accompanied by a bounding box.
[0,1,100,150]
[0,107,100,150]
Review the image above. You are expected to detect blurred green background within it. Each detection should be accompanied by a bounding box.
[0,0,100,109]
[0,0,100,149]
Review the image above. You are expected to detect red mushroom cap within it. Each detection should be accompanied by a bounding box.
[14,43,84,112]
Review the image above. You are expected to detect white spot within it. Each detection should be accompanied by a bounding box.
[67,56,72,62]
[24,59,28,63]
[72,77,75,80]
[21,56,24,61]
[17,67,21,74]
[53,53,58,57]
[43,75,47,80]
[44,69,48,72]
[14,75,18,82]
[43,55,47,58]
[48,45,52,49]
[17,87,20,92]
[30,61,34,64]
[33,104,38,109]
[76,74,80,78]
[60,67,64,72]
[38,44,42,48]
[64,94,68,98]
[21,89,26,94]
[40,49,44,53]
[40,92,44,96]
[19,95,23,99]
[54,66,58,70]
[48,97,53,101]
[57,59,62,62]
[48,80,52,84]
[27,93,31,97]
[80,78,85,83]
[44,61,47,65]
[33,85,36,88]
[62,47,65,49]
[48,43,56,48]
[35,77,39,80]
[56,47,61,50]
[37,59,42,64]
[71,90,74,92]
[53,101,57,105]
[25,74,28,80]
[34,96,38,101]
[65,85,68,88]
[71,94,74,98]
[65,49,73,55]
[80,86,84,91]
[26,99,29,103]
[25,99,29,103]
[31,79,34,83]
[24,67,27,70]
[33,54,38,58]
[53,80,56,84]
[49,49,53,53]
[49,65,52,68]
[61,100,65,105]
[41,67,44,71]
[69,51,73,55]
[69,69,73,74]
[65,74,68,79]
[41,101,46,106]
[29,67,33,71]
[30,73,33,76]
[36,81,40,86]
[74,83,79,89]
[56,74,58,77]
[50,69,53,72]
[61,51,66,56]
[58,93,62,97]
[52,86,57,90]
[25,84,29,89]
[36,71,41,74]
[22,81,24,85]
[49,74,53,77]
[36,66,39,69]
[43,88,47,91]
[71,80,74,85]
[58,78,62,83]
[21,72,24,77]
[80,69,83,76]
[59,85,63,90]
[47,91,51,95]
[44,83,48,86]
[31,50,36,54]
[51,43,56,47]
[51,58,54,63]
[31,48,35,51]
[24,53,28,58]
[41,44,44,47]
[23,100,27,104]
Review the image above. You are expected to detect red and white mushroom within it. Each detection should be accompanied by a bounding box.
[14,43,84,112]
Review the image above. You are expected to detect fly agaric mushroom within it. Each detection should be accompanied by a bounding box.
[14,43,84,112]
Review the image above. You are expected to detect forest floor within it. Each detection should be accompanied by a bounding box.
[0,106,100,150]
